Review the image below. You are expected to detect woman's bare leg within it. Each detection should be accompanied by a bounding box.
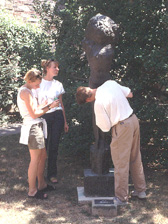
[28,149,42,196]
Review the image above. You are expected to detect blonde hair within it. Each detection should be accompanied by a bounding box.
[24,69,42,82]
[41,59,59,75]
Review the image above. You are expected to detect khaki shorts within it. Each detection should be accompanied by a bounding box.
[28,122,45,150]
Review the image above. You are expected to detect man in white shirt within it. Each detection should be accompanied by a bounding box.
[76,80,146,205]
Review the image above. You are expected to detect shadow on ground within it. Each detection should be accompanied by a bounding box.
[0,134,168,223]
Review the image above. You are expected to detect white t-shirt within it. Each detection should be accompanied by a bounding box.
[94,80,133,132]
[35,79,65,113]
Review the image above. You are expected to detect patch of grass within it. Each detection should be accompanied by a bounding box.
[0,134,168,223]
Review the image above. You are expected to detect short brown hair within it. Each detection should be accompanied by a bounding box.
[24,69,42,82]
[41,59,59,75]
[76,86,92,104]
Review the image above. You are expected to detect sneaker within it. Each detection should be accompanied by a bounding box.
[131,190,146,199]
[113,197,128,206]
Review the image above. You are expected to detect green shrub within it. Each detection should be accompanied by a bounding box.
[33,0,167,149]
[1,0,167,152]
[0,10,52,124]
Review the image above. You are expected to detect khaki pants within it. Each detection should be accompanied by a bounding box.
[111,114,146,202]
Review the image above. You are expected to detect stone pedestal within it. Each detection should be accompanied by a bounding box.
[84,169,114,197]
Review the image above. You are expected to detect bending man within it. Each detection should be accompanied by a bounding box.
[76,80,146,205]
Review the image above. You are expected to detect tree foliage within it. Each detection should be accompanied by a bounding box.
[33,0,168,149]
[1,1,167,151]
[0,10,52,123]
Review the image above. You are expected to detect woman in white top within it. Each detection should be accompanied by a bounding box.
[35,59,69,183]
[17,69,59,199]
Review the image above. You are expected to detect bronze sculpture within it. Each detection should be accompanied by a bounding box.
[82,14,119,175]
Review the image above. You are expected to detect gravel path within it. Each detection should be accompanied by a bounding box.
[0,123,21,136]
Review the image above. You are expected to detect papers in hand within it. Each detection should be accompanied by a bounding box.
[41,103,51,109]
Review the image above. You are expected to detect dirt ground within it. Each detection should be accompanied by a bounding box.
[0,134,168,224]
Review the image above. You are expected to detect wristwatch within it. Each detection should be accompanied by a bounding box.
[47,105,51,110]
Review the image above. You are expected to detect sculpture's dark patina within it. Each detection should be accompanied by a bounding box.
[83,14,119,175]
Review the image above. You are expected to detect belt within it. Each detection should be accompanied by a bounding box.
[128,112,134,119]
[120,113,134,122]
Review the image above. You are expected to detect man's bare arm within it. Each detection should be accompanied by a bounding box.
[127,91,133,98]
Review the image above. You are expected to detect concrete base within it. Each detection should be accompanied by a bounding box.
[92,199,117,217]
[84,168,114,197]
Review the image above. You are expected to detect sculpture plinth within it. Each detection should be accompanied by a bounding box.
[84,169,114,197]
